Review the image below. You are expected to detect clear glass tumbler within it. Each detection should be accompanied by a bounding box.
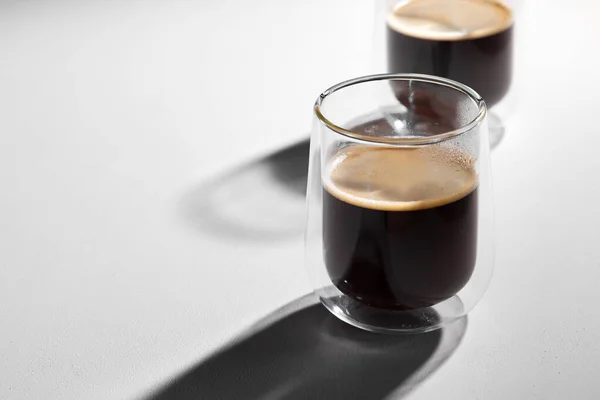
[304,74,494,333]
[371,0,518,148]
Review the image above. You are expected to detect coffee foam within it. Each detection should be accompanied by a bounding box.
[387,0,513,41]
[324,145,478,211]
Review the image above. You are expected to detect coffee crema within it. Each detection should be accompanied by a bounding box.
[387,0,513,40]
[387,0,513,107]
[323,145,478,310]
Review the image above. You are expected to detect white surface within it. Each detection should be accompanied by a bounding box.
[1,0,600,399]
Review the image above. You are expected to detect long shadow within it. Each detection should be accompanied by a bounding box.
[178,140,309,242]
[141,295,467,400]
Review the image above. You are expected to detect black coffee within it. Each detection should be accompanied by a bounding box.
[387,0,513,107]
[323,145,478,310]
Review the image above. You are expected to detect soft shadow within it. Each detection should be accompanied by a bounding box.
[489,111,505,150]
[141,296,467,400]
[178,140,309,242]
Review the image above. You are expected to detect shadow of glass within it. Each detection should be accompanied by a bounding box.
[141,295,467,400]
[488,111,505,150]
[178,140,309,242]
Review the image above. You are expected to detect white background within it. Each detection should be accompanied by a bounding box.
[2,0,600,399]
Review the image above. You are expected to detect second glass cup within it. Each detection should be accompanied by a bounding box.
[372,0,516,148]
[305,74,494,334]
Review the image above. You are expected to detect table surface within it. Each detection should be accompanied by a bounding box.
[2,1,600,399]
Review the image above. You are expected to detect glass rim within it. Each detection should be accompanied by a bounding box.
[314,73,487,145]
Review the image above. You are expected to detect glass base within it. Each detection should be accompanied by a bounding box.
[317,286,465,334]
[489,111,505,150]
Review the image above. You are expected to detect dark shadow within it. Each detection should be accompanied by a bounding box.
[140,295,467,400]
[264,140,310,196]
[178,140,309,242]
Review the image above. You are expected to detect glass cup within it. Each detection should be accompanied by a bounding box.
[372,0,517,148]
[304,74,494,334]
